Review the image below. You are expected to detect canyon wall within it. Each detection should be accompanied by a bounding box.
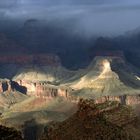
[18,80,140,106]
[1,79,140,106]
[94,95,140,106]
[0,54,61,66]
[66,95,140,106]
[16,80,70,99]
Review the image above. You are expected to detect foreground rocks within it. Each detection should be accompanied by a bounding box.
[40,99,138,140]
[0,125,23,140]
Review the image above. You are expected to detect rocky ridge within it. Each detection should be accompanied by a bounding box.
[41,99,137,140]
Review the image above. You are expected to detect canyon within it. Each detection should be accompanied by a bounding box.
[0,55,140,107]
[0,55,140,140]
[0,9,140,139]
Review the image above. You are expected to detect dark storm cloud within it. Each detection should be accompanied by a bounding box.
[0,0,140,36]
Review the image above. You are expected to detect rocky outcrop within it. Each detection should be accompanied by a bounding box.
[94,95,140,105]
[0,79,70,97]
[0,79,12,93]
[35,84,70,99]
[68,56,140,96]
[126,95,140,105]
[68,95,140,106]
[16,80,35,94]
[41,99,134,140]
[16,80,71,98]
[0,80,27,94]
[0,125,23,140]
[0,54,61,66]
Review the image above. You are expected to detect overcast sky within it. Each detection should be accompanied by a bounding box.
[0,0,140,36]
[0,0,139,7]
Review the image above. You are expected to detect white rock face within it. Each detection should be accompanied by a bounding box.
[135,76,140,81]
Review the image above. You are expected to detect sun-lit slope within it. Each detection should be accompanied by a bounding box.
[66,57,140,97]
[13,65,75,83]
[0,91,28,112]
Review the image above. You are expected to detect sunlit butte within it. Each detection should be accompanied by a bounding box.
[102,59,111,73]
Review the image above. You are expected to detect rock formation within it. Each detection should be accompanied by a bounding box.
[40,99,135,140]
[66,95,140,106]
[15,80,71,98]
[95,95,140,106]
[0,79,12,93]
[67,56,140,98]
[0,80,27,94]
[0,125,23,140]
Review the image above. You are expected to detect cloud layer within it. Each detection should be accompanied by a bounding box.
[0,0,140,36]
